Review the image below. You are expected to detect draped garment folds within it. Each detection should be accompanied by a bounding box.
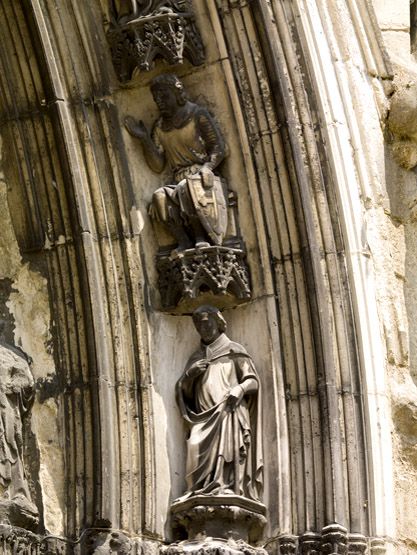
[150,103,228,244]
[176,333,263,500]
[0,344,34,500]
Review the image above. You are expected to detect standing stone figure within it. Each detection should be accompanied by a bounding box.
[176,306,263,501]
[125,73,228,252]
[0,341,38,528]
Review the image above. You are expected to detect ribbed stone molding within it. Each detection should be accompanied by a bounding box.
[263,529,385,554]
[0,526,165,554]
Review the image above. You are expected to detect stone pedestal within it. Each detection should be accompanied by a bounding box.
[321,524,348,554]
[107,1,205,80]
[162,538,267,555]
[166,496,266,555]
[299,531,321,554]
[157,246,251,311]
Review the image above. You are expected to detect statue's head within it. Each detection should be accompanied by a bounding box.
[192,305,226,344]
[150,74,187,116]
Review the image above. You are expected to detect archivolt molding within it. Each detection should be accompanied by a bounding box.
[0,0,157,542]
[209,0,394,548]
[260,0,394,545]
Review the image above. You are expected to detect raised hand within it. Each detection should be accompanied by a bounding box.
[185,360,208,379]
[124,116,149,140]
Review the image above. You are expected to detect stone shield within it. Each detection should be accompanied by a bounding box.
[187,173,228,245]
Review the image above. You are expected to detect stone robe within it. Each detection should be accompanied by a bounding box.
[0,345,34,502]
[176,333,263,500]
[150,102,227,245]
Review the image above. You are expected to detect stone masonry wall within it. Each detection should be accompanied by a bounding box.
[373,1,417,552]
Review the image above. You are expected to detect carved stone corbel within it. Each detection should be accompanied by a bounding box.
[299,531,321,555]
[276,534,297,554]
[107,1,205,81]
[348,534,368,554]
[321,524,348,554]
[156,245,251,310]
[369,538,386,554]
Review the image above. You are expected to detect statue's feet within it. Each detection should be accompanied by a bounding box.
[172,491,193,504]
[195,241,210,249]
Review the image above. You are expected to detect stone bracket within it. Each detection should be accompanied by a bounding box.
[156,246,251,311]
[271,528,385,554]
[161,539,267,555]
[107,1,205,81]
[0,525,66,554]
[170,495,266,551]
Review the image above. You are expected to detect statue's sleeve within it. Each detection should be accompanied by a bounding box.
[176,351,203,420]
[151,122,164,154]
[235,355,259,394]
[196,109,226,171]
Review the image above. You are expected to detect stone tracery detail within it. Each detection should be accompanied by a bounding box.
[107,0,205,80]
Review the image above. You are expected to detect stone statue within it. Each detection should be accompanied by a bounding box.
[125,74,228,252]
[176,306,263,501]
[0,340,38,529]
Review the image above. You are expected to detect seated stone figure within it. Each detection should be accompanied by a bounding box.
[125,73,228,253]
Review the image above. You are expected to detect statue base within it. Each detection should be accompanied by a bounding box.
[0,524,67,554]
[107,1,205,81]
[170,495,266,549]
[157,246,251,311]
[161,538,267,555]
